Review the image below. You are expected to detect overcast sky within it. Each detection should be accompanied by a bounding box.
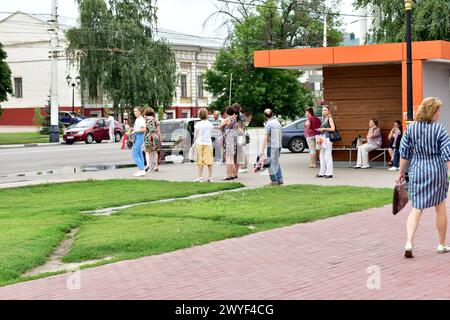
[0,0,362,38]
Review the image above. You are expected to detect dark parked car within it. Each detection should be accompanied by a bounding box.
[59,112,86,127]
[159,118,200,157]
[63,118,124,145]
[282,117,322,153]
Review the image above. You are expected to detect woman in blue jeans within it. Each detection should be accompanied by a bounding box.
[132,106,147,177]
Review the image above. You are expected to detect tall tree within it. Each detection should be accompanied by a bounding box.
[204,0,342,124]
[0,42,13,117]
[66,0,177,115]
[355,0,450,43]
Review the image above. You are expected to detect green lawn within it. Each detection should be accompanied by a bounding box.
[0,180,392,287]
[0,132,51,145]
[63,185,392,264]
[0,180,243,286]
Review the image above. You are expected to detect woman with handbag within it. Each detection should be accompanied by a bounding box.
[143,107,162,173]
[397,97,450,258]
[316,106,335,178]
[193,108,214,182]
[219,106,238,180]
[354,119,382,169]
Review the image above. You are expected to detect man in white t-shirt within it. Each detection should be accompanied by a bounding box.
[193,108,214,182]
[107,113,115,143]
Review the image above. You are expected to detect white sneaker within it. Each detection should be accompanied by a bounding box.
[353,165,362,169]
[238,168,248,173]
[193,178,203,182]
[388,167,399,171]
[436,244,450,254]
[361,166,371,169]
[133,170,146,177]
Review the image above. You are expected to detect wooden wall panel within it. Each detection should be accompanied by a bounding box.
[323,64,402,151]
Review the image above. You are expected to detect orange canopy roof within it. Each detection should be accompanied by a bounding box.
[254,40,450,69]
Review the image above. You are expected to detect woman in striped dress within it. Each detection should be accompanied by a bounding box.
[397,97,450,258]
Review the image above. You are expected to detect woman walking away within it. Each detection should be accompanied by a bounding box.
[132,106,147,177]
[304,107,321,168]
[144,107,162,173]
[354,119,382,169]
[388,120,403,171]
[193,108,214,182]
[316,106,335,178]
[397,97,450,258]
[219,106,238,180]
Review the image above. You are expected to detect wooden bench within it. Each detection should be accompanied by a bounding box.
[332,147,389,168]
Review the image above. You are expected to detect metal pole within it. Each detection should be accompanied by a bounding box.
[405,0,414,122]
[323,12,327,47]
[72,84,75,114]
[49,0,59,142]
[228,73,233,106]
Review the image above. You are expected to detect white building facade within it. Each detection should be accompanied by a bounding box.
[0,12,223,126]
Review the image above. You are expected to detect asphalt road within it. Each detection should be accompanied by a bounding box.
[0,129,270,177]
[0,142,131,176]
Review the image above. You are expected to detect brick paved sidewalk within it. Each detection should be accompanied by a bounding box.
[1,203,449,300]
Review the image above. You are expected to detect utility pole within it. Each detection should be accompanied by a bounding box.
[323,12,327,47]
[48,0,60,142]
[405,0,414,122]
[228,73,233,106]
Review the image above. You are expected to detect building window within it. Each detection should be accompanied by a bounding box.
[182,110,190,118]
[180,74,187,98]
[165,110,175,120]
[14,77,23,98]
[197,75,204,98]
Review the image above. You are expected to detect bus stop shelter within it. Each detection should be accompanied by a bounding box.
[254,40,450,154]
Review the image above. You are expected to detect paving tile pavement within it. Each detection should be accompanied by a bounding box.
[1,202,449,300]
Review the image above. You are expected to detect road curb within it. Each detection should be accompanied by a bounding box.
[0,142,62,149]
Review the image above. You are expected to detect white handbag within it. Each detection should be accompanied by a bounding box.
[189,142,197,161]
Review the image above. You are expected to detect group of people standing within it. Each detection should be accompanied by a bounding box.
[125,97,450,259]
[193,103,249,182]
[130,106,162,177]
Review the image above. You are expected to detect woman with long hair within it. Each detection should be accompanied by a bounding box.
[219,105,238,180]
[397,97,450,258]
[388,120,403,171]
[143,107,162,172]
[131,106,147,177]
[316,106,335,178]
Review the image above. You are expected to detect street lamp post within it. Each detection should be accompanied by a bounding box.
[66,75,81,114]
[405,0,414,122]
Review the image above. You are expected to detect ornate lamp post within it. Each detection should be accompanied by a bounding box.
[405,0,414,122]
[66,75,81,114]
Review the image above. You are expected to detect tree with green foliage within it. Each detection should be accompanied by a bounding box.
[0,42,13,118]
[66,0,177,116]
[355,0,450,43]
[204,0,342,125]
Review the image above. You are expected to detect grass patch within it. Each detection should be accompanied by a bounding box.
[0,179,242,286]
[0,132,52,145]
[63,185,392,263]
[1,181,391,287]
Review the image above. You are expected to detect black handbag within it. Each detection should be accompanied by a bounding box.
[329,129,342,143]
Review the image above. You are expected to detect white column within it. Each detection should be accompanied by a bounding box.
[191,60,197,107]
[175,61,181,105]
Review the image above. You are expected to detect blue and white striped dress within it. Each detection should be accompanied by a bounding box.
[400,122,450,209]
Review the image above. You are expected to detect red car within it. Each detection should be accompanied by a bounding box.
[63,118,124,145]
